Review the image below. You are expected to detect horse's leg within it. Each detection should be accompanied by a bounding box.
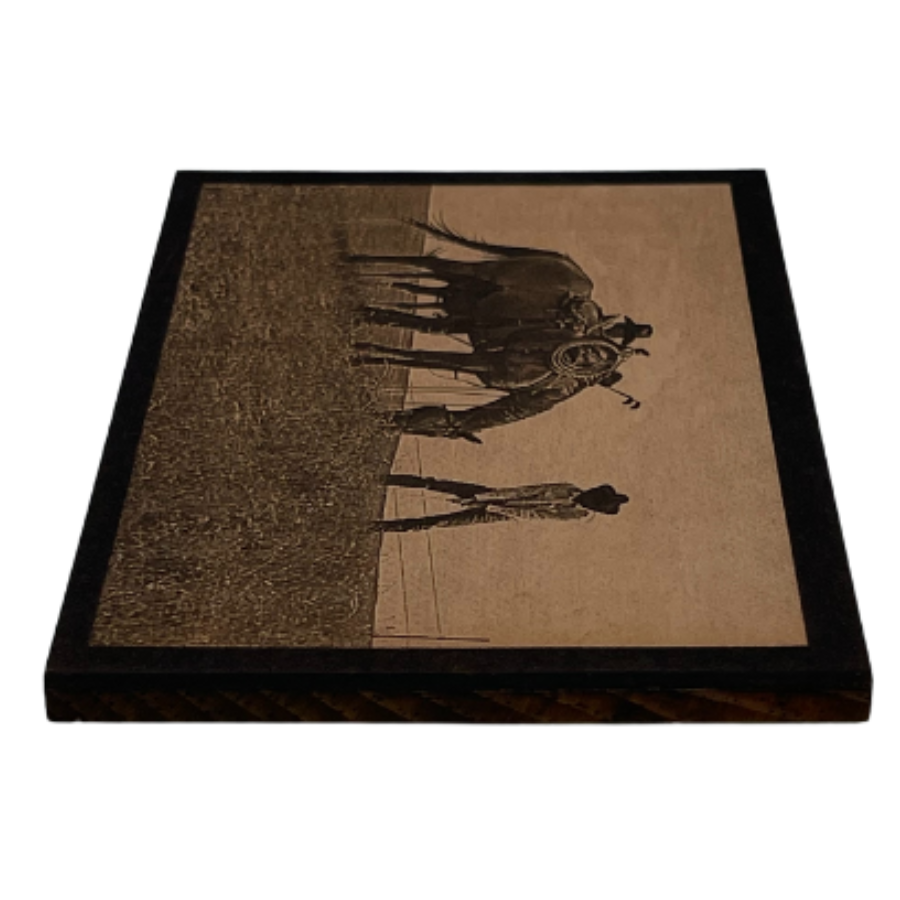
[347,255,477,281]
[353,270,437,280]
[353,343,451,365]
[353,343,490,375]
[367,306,476,334]
[380,301,445,310]
[345,254,436,273]
[391,282,446,298]
[397,348,491,374]
[355,308,452,333]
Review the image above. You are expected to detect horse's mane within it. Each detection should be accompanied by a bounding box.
[404,216,568,261]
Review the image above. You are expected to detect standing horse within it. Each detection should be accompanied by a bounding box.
[357,288,606,343]
[347,219,595,319]
[349,219,649,440]
[349,221,656,343]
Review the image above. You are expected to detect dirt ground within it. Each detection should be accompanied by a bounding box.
[91,184,429,647]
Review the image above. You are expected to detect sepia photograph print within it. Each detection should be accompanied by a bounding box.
[45,172,870,721]
[87,181,806,650]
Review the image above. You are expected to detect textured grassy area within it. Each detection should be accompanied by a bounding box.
[91,184,429,647]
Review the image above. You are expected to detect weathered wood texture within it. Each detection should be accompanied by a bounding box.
[46,687,870,723]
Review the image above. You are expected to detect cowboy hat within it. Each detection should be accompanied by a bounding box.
[574,484,630,514]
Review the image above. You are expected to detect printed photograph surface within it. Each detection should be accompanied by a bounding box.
[90,182,807,649]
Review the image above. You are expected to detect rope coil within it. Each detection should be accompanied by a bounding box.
[550,337,621,380]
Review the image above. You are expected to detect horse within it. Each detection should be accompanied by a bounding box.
[348,218,648,440]
[346,219,596,321]
[356,288,606,345]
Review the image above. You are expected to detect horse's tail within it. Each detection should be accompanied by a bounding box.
[404,216,565,261]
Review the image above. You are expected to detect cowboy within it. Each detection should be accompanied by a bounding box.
[376,475,629,532]
[588,310,653,356]
[603,315,653,349]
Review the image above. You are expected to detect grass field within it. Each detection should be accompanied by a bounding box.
[91,184,430,647]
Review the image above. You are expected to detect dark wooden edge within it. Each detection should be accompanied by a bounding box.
[175,170,770,185]
[45,170,872,719]
[46,685,870,723]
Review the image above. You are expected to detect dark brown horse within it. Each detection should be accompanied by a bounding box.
[349,219,648,440]
[356,288,605,344]
[347,219,595,326]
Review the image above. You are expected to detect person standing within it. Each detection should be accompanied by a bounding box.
[376,474,629,532]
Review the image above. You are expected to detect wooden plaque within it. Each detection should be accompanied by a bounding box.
[45,171,871,722]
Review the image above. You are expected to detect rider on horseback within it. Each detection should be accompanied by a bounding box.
[556,295,653,352]
[598,315,653,354]
[350,218,653,440]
